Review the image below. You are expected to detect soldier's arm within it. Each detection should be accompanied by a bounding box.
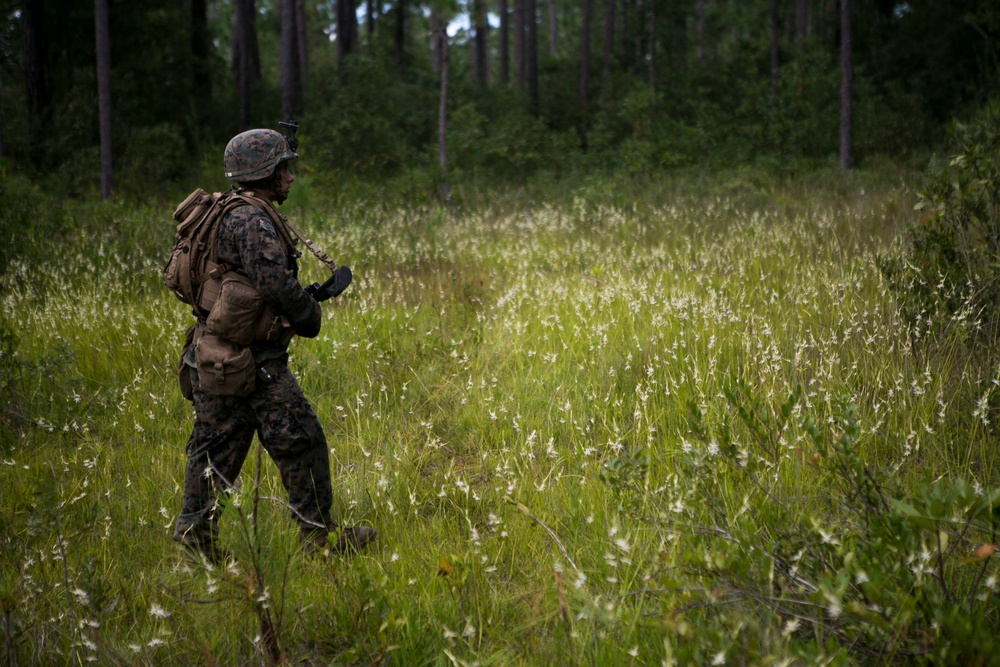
[226,205,322,337]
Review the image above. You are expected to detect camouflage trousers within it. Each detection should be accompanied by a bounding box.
[173,356,332,547]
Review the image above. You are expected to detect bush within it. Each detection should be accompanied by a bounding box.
[879,100,1000,345]
[603,383,1000,663]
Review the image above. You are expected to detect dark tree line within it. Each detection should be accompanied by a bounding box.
[1,0,997,198]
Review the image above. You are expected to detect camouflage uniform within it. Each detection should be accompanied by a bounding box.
[173,135,331,551]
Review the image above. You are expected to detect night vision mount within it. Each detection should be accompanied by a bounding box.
[279,119,299,152]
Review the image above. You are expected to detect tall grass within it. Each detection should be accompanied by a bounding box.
[1,168,997,665]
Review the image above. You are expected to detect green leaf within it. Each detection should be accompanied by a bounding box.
[889,499,938,530]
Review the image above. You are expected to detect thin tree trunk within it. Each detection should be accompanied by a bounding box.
[94,0,112,199]
[191,0,212,125]
[514,0,525,90]
[430,7,442,74]
[796,0,809,39]
[499,0,510,85]
[233,0,259,130]
[548,0,557,57]
[474,0,489,86]
[248,0,262,83]
[647,0,655,91]
[437,26,450,202]
[696,0,705,60]
[22,0,50,115]
[296,0,308,84]
[634,0,643,70]
[601,0,614,93]
[395,0,406,69]
[338,0,359,64]
[618,0,632,67]
[527,0,538,113]
[0,67,5,158]
[839,0,852,169]
[770,0,779,98]
[580,0,591,148]
[366,0,374,47]
[280,0,303,119]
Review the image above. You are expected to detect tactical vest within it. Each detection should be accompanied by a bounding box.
[164,188,297,345]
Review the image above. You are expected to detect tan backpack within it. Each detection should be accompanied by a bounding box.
[162,188,244,314]
[164,187,341,316]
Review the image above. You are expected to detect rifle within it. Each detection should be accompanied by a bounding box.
[304,265,352,302]
[278,119,353,302]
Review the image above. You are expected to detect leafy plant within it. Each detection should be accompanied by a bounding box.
[879,100,1000,346]
[649,387,1000,664]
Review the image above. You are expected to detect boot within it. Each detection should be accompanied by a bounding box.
[330,526,378,554]
[300,525,377,557]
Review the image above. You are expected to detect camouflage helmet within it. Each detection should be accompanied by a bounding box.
[223,129,298,182]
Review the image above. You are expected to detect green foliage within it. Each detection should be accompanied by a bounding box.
[2,170,995,664]
[117,124,191,197]
[640,389,1000,663]
[879,100,1000,344]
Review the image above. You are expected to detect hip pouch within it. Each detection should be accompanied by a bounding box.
[194,333,256,397]
[177,324,196,402]
[205,274,264,346]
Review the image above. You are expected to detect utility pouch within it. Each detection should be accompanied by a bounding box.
[255,308,295,346]
[205,274,263,346]
[194,333,256,397]
[177,324,196,402]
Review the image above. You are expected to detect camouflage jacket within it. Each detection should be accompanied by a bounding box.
[216,195,321,358]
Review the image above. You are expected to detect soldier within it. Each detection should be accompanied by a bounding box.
[172,128,375,562]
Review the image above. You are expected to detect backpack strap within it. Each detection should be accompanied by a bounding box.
[279,216,339,272]
[231,190,340,272]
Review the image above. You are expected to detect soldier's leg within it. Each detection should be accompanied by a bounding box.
[251,359,332,536]
[174,370,256,550]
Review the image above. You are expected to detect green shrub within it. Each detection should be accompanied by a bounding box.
[604,383,1000,663]
[879,100,1000,345]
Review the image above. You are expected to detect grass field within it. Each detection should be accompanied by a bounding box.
[2,168,998,665]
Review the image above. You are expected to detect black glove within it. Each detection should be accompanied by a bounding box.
[289,299,322,338]
[305,266,353,302]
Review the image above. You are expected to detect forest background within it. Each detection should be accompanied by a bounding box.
[2,0,997,199]
[3,1,1000,665]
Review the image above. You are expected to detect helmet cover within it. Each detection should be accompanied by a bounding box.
[224,129,298,182]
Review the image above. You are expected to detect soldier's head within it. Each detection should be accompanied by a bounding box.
[224,129,298,204]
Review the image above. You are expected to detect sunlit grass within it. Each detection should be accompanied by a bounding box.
[1,171,997,664]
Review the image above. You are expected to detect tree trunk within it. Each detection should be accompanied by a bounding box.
[248,1,262,83]
[191,0,212,126]
[22,0,50,115]
[296,0,308,84]
[527,0,538,113]
[0,66,5,158]
[548,0,557,57]
[796,0,810,40]
[436,25,450,202]
[579,0,591,148]
[770,0,779,98]
[514,0,525,90]
[634,0,643,70]
[474,0,489,86]
[94,0,112,199]
[338,0,359,65]
[601,0,614,93]
[647,0,655,91]
[366,0,374,47]
[280,0,303,119]
[234,0,253,129]
[696,0,705,60]
[499,0,509,85]
[839,0,852,169]
[394,0,406,69]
